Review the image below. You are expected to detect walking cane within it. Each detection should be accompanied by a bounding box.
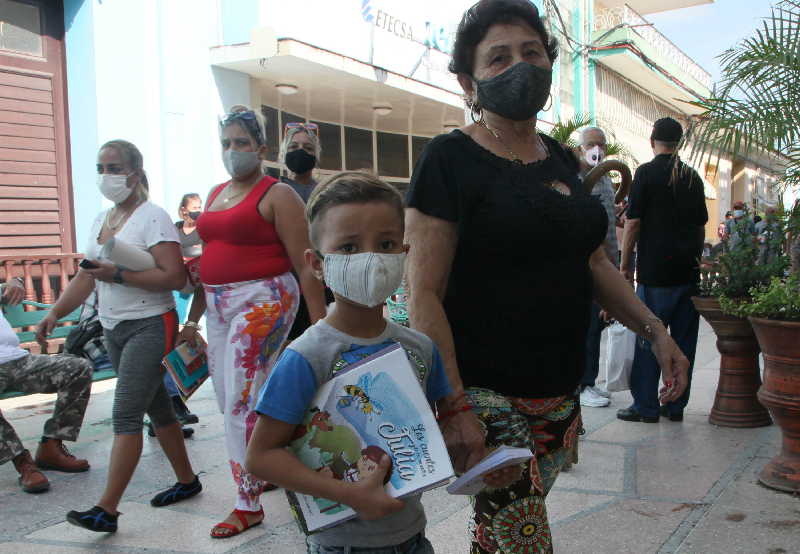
[582,159,633,204]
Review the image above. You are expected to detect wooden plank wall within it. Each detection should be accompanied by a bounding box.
[0,69,62,257]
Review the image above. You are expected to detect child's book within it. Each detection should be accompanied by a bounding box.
[287,342,454,534]
[446,445,533,496]
[161,338,209,399]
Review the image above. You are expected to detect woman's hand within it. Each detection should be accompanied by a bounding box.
[176,325,200,348]
[346,455,404,521]
[35,313,58,350]
[651,332,690,403]
[440,409,487,474]
[483,464,523,489]
[82,261,117,283]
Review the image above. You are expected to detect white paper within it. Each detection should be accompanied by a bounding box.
[446,445,533,496]
[100,237,156,271]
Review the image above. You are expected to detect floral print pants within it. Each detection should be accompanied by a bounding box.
[466,388,581,554]
[204,274,299,511]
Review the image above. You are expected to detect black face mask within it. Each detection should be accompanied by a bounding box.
[286,149,317,174]
[188,211,202,221]
[474,62,552,121]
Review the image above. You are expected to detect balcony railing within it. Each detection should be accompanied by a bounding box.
[594,3,713,90]
[0,254,82,305]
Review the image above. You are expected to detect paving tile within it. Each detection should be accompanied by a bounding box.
[547,491,620,525]
[588,417,679,444]
[635,424,767,501]
[0,542,90,553]
[425,503,471,554]
[554,441,627,493]
[714,444,800,515]
[25,501,267,553]
[677,501,800,554]
[551,499,687,553]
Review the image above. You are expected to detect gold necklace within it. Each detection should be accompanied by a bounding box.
[105,203,137,230]
[480,119,545,165]
[221,183,252,203]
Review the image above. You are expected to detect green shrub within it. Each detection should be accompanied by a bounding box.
[719,275,800,321]
[698,213,789,298]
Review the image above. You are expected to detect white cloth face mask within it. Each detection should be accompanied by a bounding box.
[322,252,406,308]
[584,145,603,167]
[97,173,134,204]
[223,149,260,178]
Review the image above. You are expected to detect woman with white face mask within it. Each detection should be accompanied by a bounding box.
[36,140,201,533]
[179,106,326,538]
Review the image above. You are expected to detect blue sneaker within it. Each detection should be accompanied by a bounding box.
[66,506,118,533]
[150,475,202,507]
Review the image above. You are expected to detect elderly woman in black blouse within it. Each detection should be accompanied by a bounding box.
[405,1,690,551]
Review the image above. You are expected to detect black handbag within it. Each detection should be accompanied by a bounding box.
[64,311,103,356]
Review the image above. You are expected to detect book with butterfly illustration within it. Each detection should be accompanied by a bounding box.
[161,337,208,399]
[286,343,454,534]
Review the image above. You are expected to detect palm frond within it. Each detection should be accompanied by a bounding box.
[688,0,800,188]
[541,113,639,167]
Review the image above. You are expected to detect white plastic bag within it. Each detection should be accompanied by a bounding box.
[605,321,636,392]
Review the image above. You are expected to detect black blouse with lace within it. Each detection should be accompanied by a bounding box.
[407,130,608,398]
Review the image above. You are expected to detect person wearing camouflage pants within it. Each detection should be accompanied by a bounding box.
[1,280,93,493]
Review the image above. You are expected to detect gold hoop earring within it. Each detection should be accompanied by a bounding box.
[470,102,484,125]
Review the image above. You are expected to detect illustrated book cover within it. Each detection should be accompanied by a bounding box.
[161,338,208,399]
[287,342,454,533]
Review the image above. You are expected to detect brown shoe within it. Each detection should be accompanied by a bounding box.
[12,450,50,493]
[35,438,90,473]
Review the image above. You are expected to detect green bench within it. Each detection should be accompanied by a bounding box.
[1,300,116,400]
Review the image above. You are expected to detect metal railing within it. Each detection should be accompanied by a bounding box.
[593,3,712,90]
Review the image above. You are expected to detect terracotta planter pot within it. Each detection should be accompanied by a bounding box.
[751,317,800,493]
[691,297,771,428]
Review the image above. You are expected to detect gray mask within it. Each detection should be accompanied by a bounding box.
[474,62,552,121]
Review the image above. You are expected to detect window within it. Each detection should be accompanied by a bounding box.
[411,136,431,170]
[261,105,279,162]
[377,132,409,178]
[312,121,342,171]
[281,110,305,127]
[0,0,42,56]
[345,127,373,171]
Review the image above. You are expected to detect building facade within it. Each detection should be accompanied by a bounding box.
[0,0,789,264]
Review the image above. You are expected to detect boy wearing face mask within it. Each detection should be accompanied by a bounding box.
[245,172,451,554]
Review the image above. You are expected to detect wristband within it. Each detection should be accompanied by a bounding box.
[184,321,202,331]
[112,266,125,284]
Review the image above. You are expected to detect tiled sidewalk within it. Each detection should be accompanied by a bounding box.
[1,320,797,553]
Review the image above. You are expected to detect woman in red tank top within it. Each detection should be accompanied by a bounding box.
[180,106,326,538]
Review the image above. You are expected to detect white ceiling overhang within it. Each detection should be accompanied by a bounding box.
[210,38,466,136]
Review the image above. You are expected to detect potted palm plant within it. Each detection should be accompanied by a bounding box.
[692,213,788,427]
[720,276,800,492]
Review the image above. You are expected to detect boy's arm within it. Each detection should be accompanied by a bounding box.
[245,414,404,521]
